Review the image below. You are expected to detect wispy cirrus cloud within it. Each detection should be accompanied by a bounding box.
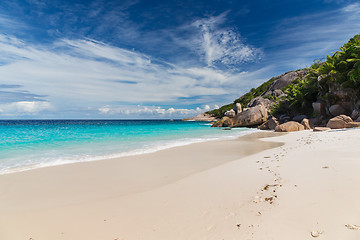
[192,13,262,67]
[175,13,262,68]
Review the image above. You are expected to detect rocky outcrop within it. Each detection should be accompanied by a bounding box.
[326,115,353,129]
[212,117,233,127]
[182,112,217,122]
[247,97,271,110]
[234,103,242,114]
[301,118,311,130]
[268,116,279,130]
[224,109,236,117]
[232,104,268,127]
[275,121,305,132]
[258,116,280,130]
[262,70,309,96]
[258,121,269,130]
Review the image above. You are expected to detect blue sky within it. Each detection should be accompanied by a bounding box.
[0,0,359,119]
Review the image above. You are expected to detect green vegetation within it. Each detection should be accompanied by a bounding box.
[206,103,235,119]
[208,34,360,119]
[274,34,360,117]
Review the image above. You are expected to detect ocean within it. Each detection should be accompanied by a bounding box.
[0,119,257,174]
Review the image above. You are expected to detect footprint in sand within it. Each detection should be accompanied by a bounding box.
[345,224,360,230]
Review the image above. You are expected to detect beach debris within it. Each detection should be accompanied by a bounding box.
[322,166,329,169]
[258,211,262,216]
[265,197,274,204]
[264,156,271,158]
[345,224,360,230]
[263,184,278,191]
[236,224,241,229]
[311,230,323,237]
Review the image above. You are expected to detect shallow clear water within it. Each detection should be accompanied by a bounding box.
[0,120,256,174]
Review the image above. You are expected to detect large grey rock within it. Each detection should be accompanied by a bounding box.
[326,115,353,129]
[272,89,286,98]
[262,69,309,96]
[275,121,305,132]
[224,109,236,117]
[312,102,327,117]
[329,104,346,116]
[351,109,360,120]
[234,103,242,114]
[258,121,269,130]
[232,104,268,127]
[212,117,234,127]
[356,116,360,122]
[293,115,308,123]
[268,116,279,130]
[279,114,291,122]
[247,97,271,110]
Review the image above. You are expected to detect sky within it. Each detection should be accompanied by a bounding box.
[0,0,359,119]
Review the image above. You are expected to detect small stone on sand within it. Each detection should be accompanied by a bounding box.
[311,230,323,237]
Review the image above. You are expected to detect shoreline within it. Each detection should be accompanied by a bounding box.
[1,129,360,239]
[0,126,259,176]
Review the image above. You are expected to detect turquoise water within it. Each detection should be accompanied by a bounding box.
[0,120,256,174]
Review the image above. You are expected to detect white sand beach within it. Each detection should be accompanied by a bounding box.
[1,129,360,240]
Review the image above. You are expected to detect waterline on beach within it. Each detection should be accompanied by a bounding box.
[0,120,259,174]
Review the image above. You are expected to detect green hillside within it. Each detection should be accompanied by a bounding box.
[208,34,360,119]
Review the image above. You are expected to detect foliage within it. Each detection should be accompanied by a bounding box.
[273,34,360,117]
[206,103,235,119]
[208,34,360,119]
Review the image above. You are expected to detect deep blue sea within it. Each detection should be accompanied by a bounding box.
[0,120,257,174]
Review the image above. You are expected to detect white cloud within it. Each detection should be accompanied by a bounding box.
[342,2,360,14]
[98,104,216,118]
[0,101,54,116]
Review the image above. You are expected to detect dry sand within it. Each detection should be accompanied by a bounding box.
[0,129,360,240]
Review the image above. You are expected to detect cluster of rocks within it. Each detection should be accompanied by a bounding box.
[212,101,268,128]
[211,70,310,129]
[182,112,217,122]
[210,69,360,132]
[212,100,360,132]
